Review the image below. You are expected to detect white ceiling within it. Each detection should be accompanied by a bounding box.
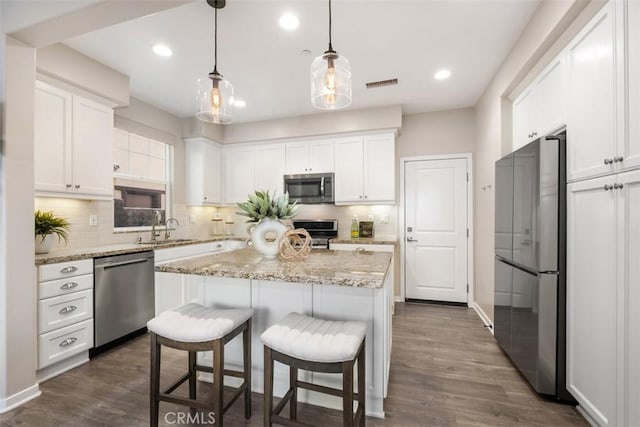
[62,0,539,124]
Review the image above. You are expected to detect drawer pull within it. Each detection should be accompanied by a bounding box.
[59,337,78,347]
[60,266,78,274]
[58,305,78,315]
[60,282,79,290]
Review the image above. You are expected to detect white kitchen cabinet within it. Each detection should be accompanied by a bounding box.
[566,3,619,182]
[567,169,640,426]
[34,81,113,199]
[223,146,255,204]
[113,128,130,175]
[512,54,565,151]
[185,137,222,205]
[253,144,285,195]
[624,0,640,172]
[284,139,334,174]
[334,133,395,204]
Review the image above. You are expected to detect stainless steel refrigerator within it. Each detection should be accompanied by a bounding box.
[494,130,573,401]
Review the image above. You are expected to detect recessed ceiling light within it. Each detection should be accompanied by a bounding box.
[279,13,299,30]
[233,99,246,108]
[152,44,173,57]
[434,69,451,80]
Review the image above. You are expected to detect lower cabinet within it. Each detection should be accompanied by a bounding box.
[37,259,94,377]
[567,170,640,426]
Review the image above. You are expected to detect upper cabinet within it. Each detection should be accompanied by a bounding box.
[253,144,286,195]
[185,138,222,206]
[334,133,395,204]
[35,81,113,199]
[566,2,618,181]
[284,139,334,174]
[513,54,565,151]
[624,0,640,172]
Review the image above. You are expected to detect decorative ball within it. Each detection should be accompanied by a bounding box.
[279,228,312,260]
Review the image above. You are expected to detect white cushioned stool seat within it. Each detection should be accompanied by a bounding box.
[147,303,253,342]
[261,313,366,363]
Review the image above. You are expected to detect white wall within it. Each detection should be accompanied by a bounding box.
[0,36,40,412]
[473,0,604,322]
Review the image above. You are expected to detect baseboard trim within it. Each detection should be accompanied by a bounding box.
[471,302,494,334]
[576,405,599,427]
[394,296,403,303]
[0,383,41,414]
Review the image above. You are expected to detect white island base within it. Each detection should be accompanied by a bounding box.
[164,274,393,418]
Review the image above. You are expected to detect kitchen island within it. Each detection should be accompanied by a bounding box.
[156,248,393,418]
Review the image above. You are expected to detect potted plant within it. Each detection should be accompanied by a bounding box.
[35,210,70,254]
[237,191,300,257]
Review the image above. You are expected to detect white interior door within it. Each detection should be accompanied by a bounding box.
[405,158,468,303]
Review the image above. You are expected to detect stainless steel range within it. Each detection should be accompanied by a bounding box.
[292,219,338,248]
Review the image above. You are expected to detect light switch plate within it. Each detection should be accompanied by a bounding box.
[89,214,98,226]
[380,215,389,224]
[189,215,196,224]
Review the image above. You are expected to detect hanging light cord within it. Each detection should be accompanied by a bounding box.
[328,0,333,51]
[213,6,218,74]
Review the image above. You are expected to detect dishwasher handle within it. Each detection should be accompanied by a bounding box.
[95,258,150,270]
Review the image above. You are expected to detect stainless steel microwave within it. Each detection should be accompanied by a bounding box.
[283,173,334,204]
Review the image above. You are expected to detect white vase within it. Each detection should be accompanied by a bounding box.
[247,218,288,258]
[35,235,55,254]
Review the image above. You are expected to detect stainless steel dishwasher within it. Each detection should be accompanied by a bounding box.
[93,251,155,353]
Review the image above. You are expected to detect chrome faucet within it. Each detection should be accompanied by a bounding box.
[151,210,162,242]
[164,218,179,240]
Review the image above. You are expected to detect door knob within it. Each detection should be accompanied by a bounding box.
[604,158,614,165]
[614,156,624,163]
[407,237,419,242]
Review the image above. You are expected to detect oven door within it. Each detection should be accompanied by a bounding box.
[284,173,334,204]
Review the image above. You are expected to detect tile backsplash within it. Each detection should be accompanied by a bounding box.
[34,197,398,252]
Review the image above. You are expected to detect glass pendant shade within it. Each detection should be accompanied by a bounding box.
[311,50,352,110]
[196,72,234,124]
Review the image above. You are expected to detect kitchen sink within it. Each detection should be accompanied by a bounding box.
[138,239,198,246]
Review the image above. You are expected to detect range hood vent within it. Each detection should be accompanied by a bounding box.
[365,78,398,89]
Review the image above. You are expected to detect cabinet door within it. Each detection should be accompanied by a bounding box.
[34,82,73,194]
[308,139,334,173]
[202,142,221,204]
[566,3,617,181]
[625,1,640,171]
[284,142,309,174]
[223,147,254,203]
[536,55,565,137]
[254,145,285,195]
[334,136,364,203]
[364,134,395,203]
[154,272,184,315]
[113,128,130,175]
[128,133,149,178]
[72,95,113,197]
[620,170,640,427]
[567,176,618,427]
[513,88,538,151]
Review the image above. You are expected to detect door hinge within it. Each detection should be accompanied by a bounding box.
[466,172,469,182]
[467,228,469,238]
[467,284,469,293]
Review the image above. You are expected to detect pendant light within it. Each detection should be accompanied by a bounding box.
[196,0,233,124]
[311,0,352,110]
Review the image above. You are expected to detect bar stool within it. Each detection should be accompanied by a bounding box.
[147,303,253,427]
[261,313,366,426]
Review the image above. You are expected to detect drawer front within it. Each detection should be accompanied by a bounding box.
[154,243,214,263]
[39,274,93,300]
[38,289,93,334]
[330,243,394,253]
[39,259,93,282]
[38,318,93,369]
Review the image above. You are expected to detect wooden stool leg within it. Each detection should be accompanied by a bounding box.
[343,360,354,427]
[150,333,161,427]
[188,350,197,414]
[243,319,252,419]
[357,341,365,426]
[264,346,274,427]
[213,339,224,427]
[289,366,298,420]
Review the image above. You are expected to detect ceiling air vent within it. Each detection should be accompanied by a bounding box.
[365,78,398,89]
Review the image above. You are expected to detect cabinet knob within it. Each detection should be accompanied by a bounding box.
[65,184,72,188]
[203,196,208,200]
[604,184,614,191]
[604,158,614,165]
[614,183,624,190]
[614,156,624,163]
[59,337,77,347]
[532,132,537,137]
[364,195,368,199]
[58,305,77,315]
[359,195,363,199]
[304,168,308,171]
[74,184,80,189]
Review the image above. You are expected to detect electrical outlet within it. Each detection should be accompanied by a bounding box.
[380,215,389,224]
[89,214,98,226]
[189,215,197,224]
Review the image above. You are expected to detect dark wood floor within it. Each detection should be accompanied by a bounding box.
[0,303,587,426]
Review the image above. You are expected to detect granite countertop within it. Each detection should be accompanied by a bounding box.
[156,247,392,289]
[330,236,398,245]
[34,236,246,266]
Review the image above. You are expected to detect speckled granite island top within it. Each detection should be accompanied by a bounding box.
[330,237,397,245]
[156,248,392,289]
